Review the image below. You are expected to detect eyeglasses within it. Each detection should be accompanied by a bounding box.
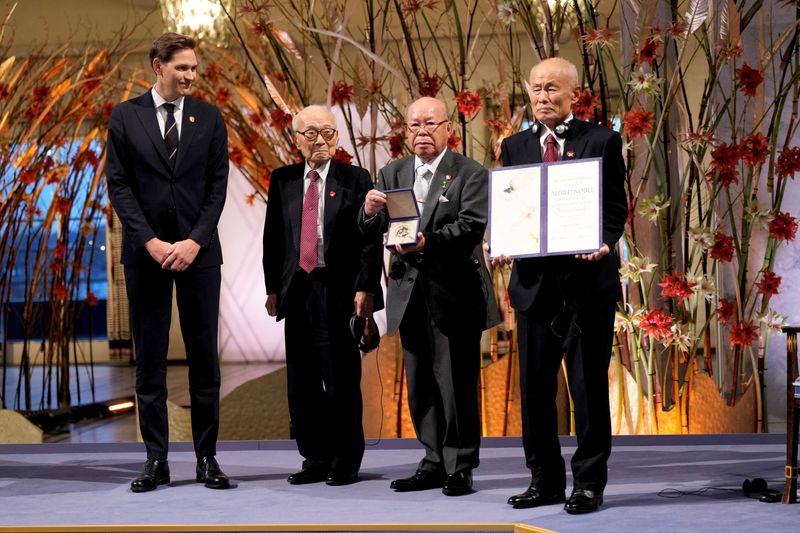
[296,128,337,141]
[405,120,448,135]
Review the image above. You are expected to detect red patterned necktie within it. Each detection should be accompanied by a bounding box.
[543,133,559,163]
[298,169,320,273]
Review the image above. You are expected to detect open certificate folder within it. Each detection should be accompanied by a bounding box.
[488,158,603,259]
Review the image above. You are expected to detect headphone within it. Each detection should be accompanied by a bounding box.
[742,478,781,503]
[531,120,570,137]
[350,315,380,353]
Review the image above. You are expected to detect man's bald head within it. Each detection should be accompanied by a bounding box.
[528,58,581,129]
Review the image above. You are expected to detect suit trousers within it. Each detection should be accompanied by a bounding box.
[517,281,615,493]
[399,282,481,475]
[124,263,221,460]
[283,270,365,473]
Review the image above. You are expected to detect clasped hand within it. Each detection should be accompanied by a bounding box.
[145,238,200,272]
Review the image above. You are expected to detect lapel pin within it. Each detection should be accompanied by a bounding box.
[566,150,575,159]
[329,191,336,197]
[189,116,195,123]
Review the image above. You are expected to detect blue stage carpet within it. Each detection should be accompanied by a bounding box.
[0,436,796,532]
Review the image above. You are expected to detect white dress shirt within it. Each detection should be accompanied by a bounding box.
[151,87,184,139]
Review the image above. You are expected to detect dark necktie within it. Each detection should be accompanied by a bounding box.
[543,133,559,163]
[298,169,320,273]
[163,102,179,168]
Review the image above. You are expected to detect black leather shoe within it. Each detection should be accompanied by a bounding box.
[325,469,359,486]
[442,471,473,496]
[131,459,170,493]
[564,488,603,514]
[287,467,328,485]
[390,469,445,491]
[508,485,566,508]
[196,456,230,489]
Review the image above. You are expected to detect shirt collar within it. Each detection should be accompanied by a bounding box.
[304,160,331,182]
[151,87,184,111]
[414,148,448,178]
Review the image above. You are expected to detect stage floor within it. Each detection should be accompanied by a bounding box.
[0,435,796,533]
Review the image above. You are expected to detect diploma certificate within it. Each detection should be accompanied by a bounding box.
[488,158,602,259]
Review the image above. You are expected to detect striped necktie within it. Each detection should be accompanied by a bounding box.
[163,102,179,169]
[543,134,559,162]
[298,169,320,273]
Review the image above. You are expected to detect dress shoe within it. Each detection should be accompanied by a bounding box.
[325,469,359,486]
[196,456,231,489]
[130,459,170,493]
[390,469,446,491]
[442,471,473,496]
[287,467,328,485]
[564,488,603,514]
[507,485,566,508]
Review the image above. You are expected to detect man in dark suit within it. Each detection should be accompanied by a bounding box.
[263,105,383,486]
[360,97,500,496]
[492,57,627,514]
[106,33,230,492]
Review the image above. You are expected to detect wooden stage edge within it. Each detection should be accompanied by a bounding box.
[0,523,555,533]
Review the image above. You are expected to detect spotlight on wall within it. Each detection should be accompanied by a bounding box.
[160,0,234,47]
[107,400,135,413]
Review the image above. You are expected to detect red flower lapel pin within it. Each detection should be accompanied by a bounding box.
[441,174,453,190]
[329,190,336,197]
[566,150,576,159]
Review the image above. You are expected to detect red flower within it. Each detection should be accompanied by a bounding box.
[484,117,508,135]
[709,142,741,187]
[190,90,207,102]
[101,102,115,121]
[401,0,438,16]
[776,146,800,178]
[259,169,272,189]
[573,89,599,121]
[249,111,265,128]
[389,133,405,159]
[333,147,353,164]
[204,62,222,85]
[74,149,100,171]
[735,63,763,97]
[229,148,245,166]
[739,132,769,166]
[638,37,660,65]
[215,87,231,107]
[622,107,655,139]
[86,291,99,307]
[242,133,259,151]
[269,108,293,129]
[52,284,68,300]
[658,271,696,301]
[581,28,616,48]
[729,320,758,348]
[419,72,442,97]
[245,191,257,206]
[331,80,354,106]
[768,211,798,242]
[755,269,781,297]
[447,130,461,151]
[455,90,482,118]
[53,196,72,216]
[717,298,736,325]
[710,231,734,262]
[639,309,673,339]
[81,78,101,96]
[52,242,67,259]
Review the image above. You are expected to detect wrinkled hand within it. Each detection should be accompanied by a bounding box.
[396,233,425,255]
[161,239,201,271]
[364,189,387,217]
[354,291,373,318]
[265,294,278,317]
[491,254,514,267]
[576,243,610,262]
[145,238,175,265]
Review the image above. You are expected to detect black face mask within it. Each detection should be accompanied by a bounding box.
[350,315,380,353]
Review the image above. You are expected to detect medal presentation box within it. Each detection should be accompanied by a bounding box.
[383,188,420,248]
[488,158,603,259]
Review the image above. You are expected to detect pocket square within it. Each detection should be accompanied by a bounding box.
[438,195,449,203]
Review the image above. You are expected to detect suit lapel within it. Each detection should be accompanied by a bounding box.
[562,120,588,161]
[174,97,199,172]
[133,91,171,169]
[286,164,304,254]
[526,128,542,164]
[397,157,415,189]
[322,161,342,258]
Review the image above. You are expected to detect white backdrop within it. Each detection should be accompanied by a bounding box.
[217,105,391,362]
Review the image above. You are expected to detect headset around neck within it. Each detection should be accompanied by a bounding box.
[531,119,570,138]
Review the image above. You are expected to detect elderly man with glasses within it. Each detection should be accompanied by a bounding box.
[263,104,383,486]
[360,96,499,496]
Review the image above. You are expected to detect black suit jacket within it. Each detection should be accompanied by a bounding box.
[500,120,627,311]
[263,160,384,320]
[360,150,501,337]
[106,90,229,267]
